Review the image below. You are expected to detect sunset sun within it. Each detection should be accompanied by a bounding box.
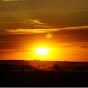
[35,48,49,55]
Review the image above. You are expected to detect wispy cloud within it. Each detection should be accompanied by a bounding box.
[6,29,58,34]
[61,26,88,30]
[2,0,23,2]
[6,26,88,34]
[25,19,52,28]
[81,46,88,48]
[29,19,46,25]
[0,49,33,54]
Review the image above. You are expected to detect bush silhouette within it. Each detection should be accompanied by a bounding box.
[53,64,61,71]
[49,64,62,72]
[21,65,36,71]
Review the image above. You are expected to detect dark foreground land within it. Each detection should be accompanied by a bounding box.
[0,71,88,87]
[0,60,88,87]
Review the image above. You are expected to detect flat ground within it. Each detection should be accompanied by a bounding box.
[0,71,88,87]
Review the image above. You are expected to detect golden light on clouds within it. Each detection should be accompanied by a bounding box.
[6,28,58,34]
[28,19,52,28]
[6,26,88,35]
[29,19,46,25]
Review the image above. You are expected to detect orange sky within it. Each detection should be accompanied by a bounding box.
[0,0,88,62]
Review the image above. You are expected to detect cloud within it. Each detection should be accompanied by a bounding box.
[6,28,58,34]
[2,0,23,2]
[15,49,34,52]
[0,49,17,53]
[29,19,46,25]
[25,19,52,28]
[61,26,88,30]
[81,46,88,48]
[6,26,88,34]
[0,49,33,54]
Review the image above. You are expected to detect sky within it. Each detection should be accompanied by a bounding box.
[0,0,88,61]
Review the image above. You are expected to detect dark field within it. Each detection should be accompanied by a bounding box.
[0,60,88,87]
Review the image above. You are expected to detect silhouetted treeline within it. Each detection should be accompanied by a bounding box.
[0,63,64,72]
[49,64,63,72]
[0,62,88,72]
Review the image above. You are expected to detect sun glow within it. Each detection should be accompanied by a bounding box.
[35,48,49,55]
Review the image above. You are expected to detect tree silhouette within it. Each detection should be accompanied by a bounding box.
[49,64,62,72]
[53,64,61,72]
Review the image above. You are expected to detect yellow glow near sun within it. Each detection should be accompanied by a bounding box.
[35,48,49,55]
[46,33,53,38]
